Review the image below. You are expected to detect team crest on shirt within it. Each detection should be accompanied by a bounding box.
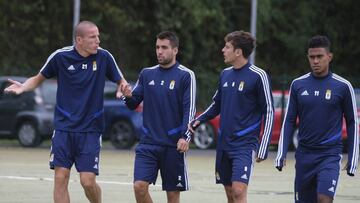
[238,81,245,91]
[169,80,175,89]
[325,89,331,100]
[92,61,97,71]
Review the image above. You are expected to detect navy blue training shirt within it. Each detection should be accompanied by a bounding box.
[124,62,196,147]
[196,63,274,159]
[40,46,123,132]
[275,72,359,175]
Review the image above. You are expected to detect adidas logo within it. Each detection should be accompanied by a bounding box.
[93,164,98,169]
[328,187,335,193]
[241,174,248,180]
[67,65,75,71]
[301,90,309,96]
[176,183,183,187]
[148,80,155,85]
[223,82,228,87]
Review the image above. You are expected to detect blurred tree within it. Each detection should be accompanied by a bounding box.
[0,0,359,107]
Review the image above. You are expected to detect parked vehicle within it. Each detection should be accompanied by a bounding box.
[0,77,142,149]
[193,89,360,149]
[0,76,55,147]
[102,81,143,149]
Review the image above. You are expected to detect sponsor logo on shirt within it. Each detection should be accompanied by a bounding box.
[92,61,97,71]
[325,89,331,100]
[169,80,175,90]
[148,80,155,85]
[67,65,75,71]
[301,90,309,96]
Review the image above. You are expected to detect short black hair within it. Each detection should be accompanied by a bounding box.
[308,35,331,52]
[156,31,179,48]
[224,31,255,58]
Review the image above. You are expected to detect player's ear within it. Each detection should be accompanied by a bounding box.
[235,48,243,57]
[173,47,178,55]
[328,52,333,62]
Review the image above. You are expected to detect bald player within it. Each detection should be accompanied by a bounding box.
[5,21,128,203]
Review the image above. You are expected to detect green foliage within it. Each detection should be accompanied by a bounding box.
[1,0,359,106]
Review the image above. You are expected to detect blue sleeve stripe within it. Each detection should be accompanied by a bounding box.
[92,109,104,119]
[332,74,359,173]
[56,105,71,118]
[234,119,262,137]
[320,130,342,144]
[168,125,183,135]
[40,46,74,73]
[250,65,274,158]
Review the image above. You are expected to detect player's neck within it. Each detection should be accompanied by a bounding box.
[75,45,91,58]
[233,58,248,69]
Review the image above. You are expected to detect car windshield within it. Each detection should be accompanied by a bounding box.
[104,81,117,100]
[40,80,57,105]
[273,93,288,109]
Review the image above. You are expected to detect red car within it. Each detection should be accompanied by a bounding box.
[193,89,360,149]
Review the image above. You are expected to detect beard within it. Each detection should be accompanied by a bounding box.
[158,57,173,66]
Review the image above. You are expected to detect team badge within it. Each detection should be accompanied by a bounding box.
[238,81,245,91]
[169,80,175,89]
[325,89,331,100]
[92,61,97,71]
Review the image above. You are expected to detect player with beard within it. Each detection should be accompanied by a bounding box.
[122,31,196,203]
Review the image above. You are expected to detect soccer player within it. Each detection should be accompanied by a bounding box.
[188,31,274,203]
[122,31,196,203]
[275,35,359,203]
[5,21,128,203]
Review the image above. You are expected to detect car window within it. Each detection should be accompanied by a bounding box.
[40,80,57,105]
[104,82,117,100]
[0,81,19,100]
[273,93,288,109]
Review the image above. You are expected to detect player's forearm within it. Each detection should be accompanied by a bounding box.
[22,74,46,92]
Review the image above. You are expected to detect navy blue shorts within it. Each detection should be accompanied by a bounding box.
[134,143,189,191]
[294,151,342,202]
[49,130,102,175]
[215,149,255,186]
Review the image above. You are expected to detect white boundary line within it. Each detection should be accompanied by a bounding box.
[0,175,161,187]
